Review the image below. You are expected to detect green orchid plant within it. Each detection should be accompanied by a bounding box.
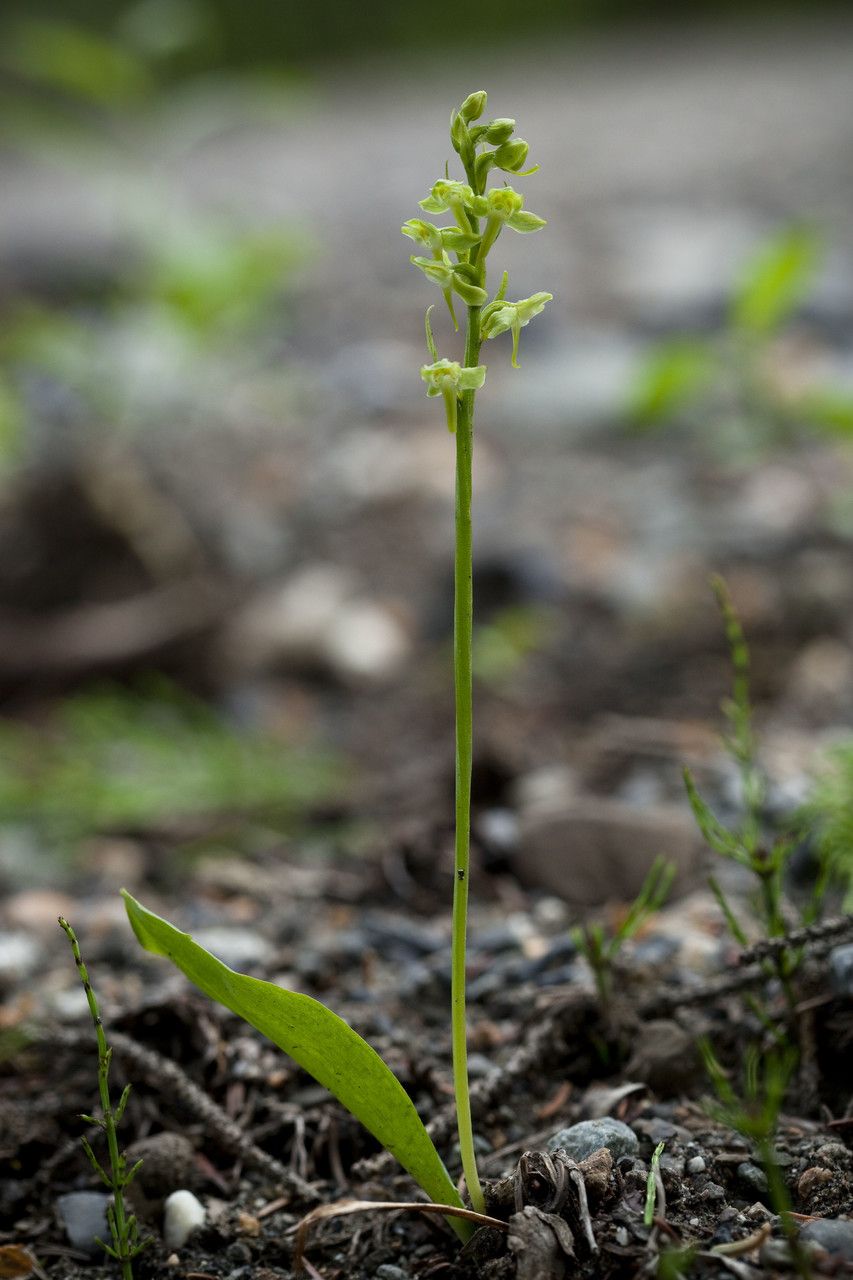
[123,90,551,1237]
[406,89,551,1216]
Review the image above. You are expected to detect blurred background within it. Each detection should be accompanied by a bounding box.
[1,0,853,929]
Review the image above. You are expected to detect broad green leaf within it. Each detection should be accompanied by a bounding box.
[122,892,470,1240]
[628,339,715,426]
[730,227,821,335]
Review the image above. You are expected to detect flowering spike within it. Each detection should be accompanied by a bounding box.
[405,91,550,1230]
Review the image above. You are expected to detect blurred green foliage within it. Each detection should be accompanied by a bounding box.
[803,744,853,911]
[471,605,552,688]
[0,680,343,847]
[629,227,853,446]
[1,0,843,74]
[0,3,308,469]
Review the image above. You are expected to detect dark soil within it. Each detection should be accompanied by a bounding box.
[3,816,853,1279]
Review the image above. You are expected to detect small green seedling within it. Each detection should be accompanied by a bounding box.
[123,91,551,1232]
[644,1140,666,1228]
[573,855,675,1012]
[684,577,829,1022]
[700,1039,809,1278]
[58,918,149,1278]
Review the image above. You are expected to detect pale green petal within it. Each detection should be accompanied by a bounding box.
[506,210,546,233]
[419,195,449,213]
[457,365,487,390]
[440,227,481,251]
[402,219,441,248]
[452,276,489,306]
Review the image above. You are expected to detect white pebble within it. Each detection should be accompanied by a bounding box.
[163,1190,205,1249]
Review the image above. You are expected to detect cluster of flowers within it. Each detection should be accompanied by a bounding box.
[402,90,552,429]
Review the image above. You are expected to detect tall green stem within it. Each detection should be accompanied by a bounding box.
[451,304,485,1215]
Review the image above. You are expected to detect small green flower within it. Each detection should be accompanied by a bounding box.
[475,186,544,230]
[410,252,488,308]
[469,187,546,260]
[480,291,553,367]
[402,218,442,250]
[419,179,477,216]
[421,358,487,434]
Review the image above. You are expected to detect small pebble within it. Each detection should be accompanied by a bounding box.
[191,927,273,970]
[760,1238,824,1270]
[799,1218,853,1261]
[56,1191,110,1258]
[797,1166,833,1198]
[163,1189,206,1250]
[701,1182,726,1203]
[0,933,39,982]
[376,1267,410,1280]
[686,1156,706,1174]
[829,944,853,997]
[547,1117,639,1162]
[324,600,409,682]
[737,1161,769,1196]
[124,1132,196,1207]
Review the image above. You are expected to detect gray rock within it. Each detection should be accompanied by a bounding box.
[686,1156,706,1175]
[626,1020,702,1097]
[124,1132,197,1214]
[829,944,853,998]
[799,1218,853,1261]
[760,1238,825,1270]
[190,927,273,970]
[701,1182,726,1203]
[514,794,701,906]
[737,1161,769,1196]
[547,1117,639,1162]
[375,1267,410,1280]
[57,1191,111,1257]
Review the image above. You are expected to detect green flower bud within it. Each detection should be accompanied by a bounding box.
[480,292,553,367]
[458,91,487,123]
[494,138,529,172]
[484,118,515,144]
[450,110,469,155]
[421,358,487,433]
